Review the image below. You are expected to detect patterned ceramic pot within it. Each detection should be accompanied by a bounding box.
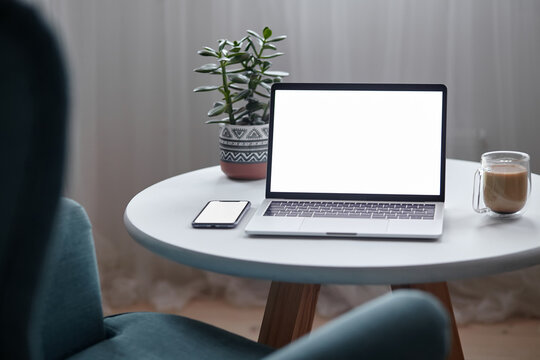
[219,123,269,180]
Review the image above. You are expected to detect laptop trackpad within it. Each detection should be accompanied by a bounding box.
[301,218,389,235]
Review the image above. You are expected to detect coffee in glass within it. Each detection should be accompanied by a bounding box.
[473,151,531,217]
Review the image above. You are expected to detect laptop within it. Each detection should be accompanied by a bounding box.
[245,83,447,239]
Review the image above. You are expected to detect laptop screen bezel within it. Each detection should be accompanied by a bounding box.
[265,83,447,202]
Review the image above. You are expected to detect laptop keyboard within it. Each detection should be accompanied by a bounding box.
[263,201,435,220]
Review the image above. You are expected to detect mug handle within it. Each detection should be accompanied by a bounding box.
[472,168,489,213]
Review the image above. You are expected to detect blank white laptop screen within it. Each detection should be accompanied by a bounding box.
[269,89,444,196]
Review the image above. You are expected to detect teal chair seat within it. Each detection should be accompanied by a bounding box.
[72,313,274,360]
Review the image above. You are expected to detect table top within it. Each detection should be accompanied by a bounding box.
[124,159,540,285]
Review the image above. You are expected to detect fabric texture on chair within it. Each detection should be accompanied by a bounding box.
[70,312,274,360]
[0,1,68,359]
[35,199,106,359]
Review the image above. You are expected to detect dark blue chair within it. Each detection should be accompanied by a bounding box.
[0,1,450,359]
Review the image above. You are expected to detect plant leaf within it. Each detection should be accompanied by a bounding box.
[259,82,272,91]
[228,53,250,65]
[208,103,226,117]
[261,52,284,59]
[232,89,251,102]
[246,100,265,112]
[218,39,227,51]
[194,63,219,73]
[234,109,248,118]
[246,37,257,52]
[268,35,287,42]
[226,67,245,74]
[235,116,250,125]
[205,119,230,124]
[254,90,271,98]
[264,70,289,77]
[229,84,244,90]
[247,30,264,41]
[193,85,220,92]
[197,49,218,57]
[229,74,250,84]
[262,43,277,51]
[263,27,272,39]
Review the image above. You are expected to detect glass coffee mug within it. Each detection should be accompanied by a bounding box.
[473,151,531,217]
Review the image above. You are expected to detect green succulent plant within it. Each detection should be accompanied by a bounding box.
[194,27,289,125]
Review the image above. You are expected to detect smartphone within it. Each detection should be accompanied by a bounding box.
[192,200,251,228]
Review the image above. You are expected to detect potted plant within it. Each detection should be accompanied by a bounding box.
[194,27,288,179]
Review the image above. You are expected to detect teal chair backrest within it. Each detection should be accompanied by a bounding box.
[0,2,106,358]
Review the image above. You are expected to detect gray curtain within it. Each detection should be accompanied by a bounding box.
[30,0,540,322]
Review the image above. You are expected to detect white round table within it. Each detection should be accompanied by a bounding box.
[124,159,540,359]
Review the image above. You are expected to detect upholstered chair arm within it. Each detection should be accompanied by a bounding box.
[263,290,450,360]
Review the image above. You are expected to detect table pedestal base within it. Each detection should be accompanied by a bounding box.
[391,282,464,360]
[258,282,320,348]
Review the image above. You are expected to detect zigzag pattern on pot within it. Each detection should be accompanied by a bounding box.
[220,127,265,140]
[231,128,246,139]
[246,128,263,139]
[220,150,267,163]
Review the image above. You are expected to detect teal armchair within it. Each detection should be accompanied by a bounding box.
[41,198,450,359]
[0,1,450,359]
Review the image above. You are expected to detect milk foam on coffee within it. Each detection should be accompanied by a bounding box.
[483,164,528,214]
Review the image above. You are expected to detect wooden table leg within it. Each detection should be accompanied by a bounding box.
[391,282,464,360]
[258,281,321,348]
